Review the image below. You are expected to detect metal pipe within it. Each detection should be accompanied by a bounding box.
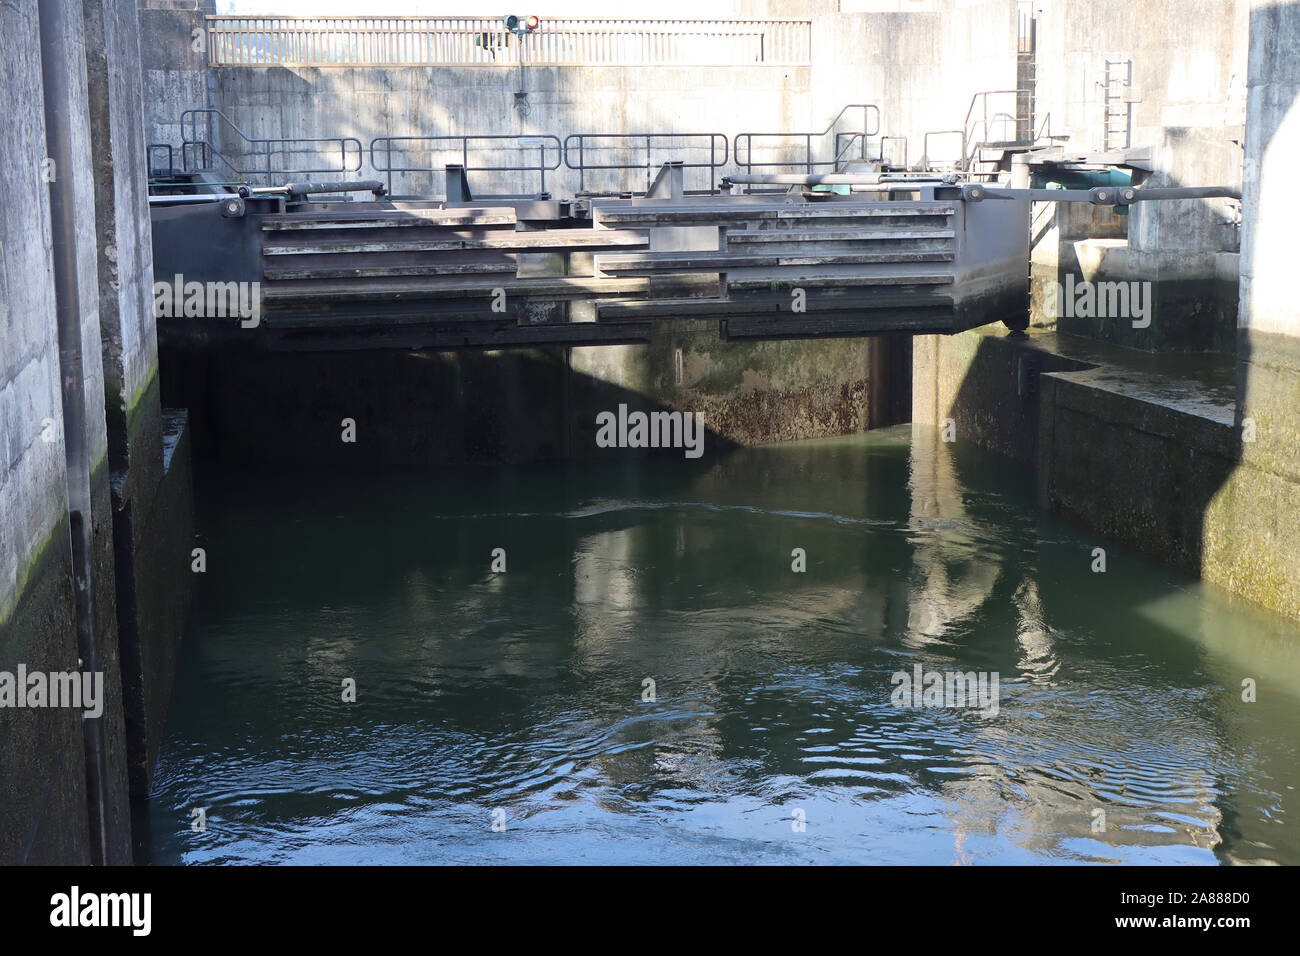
[38,0,109,866]
[726,173,948,186]
[148,194,232,205]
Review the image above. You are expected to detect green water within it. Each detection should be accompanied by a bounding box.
[137,426,1300,864]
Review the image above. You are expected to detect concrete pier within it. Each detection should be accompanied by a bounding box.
[0,0,192,864]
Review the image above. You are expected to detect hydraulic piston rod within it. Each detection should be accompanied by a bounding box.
[960,183,1242,204]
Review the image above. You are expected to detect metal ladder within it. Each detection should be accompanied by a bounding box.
[1015,2,1037,144]
[1103,59,1132,151]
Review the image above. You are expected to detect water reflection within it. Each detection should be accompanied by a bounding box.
[138,426,1300,865]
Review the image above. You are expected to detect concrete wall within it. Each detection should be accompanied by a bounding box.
[809,0,1017,171]
[913,326,1240,586]
[138,0,1017,196]
[2,0,194,863]
[913,0,1300,623]
[1030,0,1247,350]
[1204,0,1300,619]
[88,0,196,797]
[139,0,213,168]
[163,326,905,468]
[209,63,812,197]
[0,0,93,867]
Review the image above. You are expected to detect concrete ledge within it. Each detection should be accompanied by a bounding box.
[1030,239,1238,352]
[917,325,1242,581]
[1038,369,1237,575]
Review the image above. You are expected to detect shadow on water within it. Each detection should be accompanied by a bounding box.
[136,425,1300,865]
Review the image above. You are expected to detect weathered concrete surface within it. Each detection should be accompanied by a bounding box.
[571,322,885,452]
[1203,0,1300,620]
[162,325,884,467]
[87,0,165,469]
[138,0,1017,197]
[911,322,1300,623]
[915,327,1237,568]
[1,0,126,864]
[1037,238,1240,352]
[4,0,194,863]
[62,0,134,864]
[206,62,812,196]
[914,327,1093,467]
[0,530,88,865]
[138,0,213,160]
[85,0,196,797]
[809,0,1016,170]
[1029,0,1247,349]
[1039,360,1237,576]
[115,409,195,790]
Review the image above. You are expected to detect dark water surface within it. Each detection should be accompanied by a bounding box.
[137,426,1300,864]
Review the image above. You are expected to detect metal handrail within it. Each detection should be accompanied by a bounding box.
[179,108,363,184]
[147,144,175,178]
[562,133,729,194]
[961,89,1031,170]
[732,104,881,186]
[879,136,908,169]
[921,130,966,172]
[832,132,869,167]
[368,134,562,198]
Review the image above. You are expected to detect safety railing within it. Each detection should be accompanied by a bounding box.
[369,134,563,198]
[147,144,176,179]
[205,16,812,67]
[879,136,908,170]
[962,89,1032,167]
[179,108,363,184]
[563,134,729,195]
[920,131,967,172]
[732,104,881,189]
[161,106,913,196]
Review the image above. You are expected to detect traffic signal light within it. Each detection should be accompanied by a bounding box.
[503,14,540,34]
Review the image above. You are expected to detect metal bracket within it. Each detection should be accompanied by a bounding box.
[445,164,474,203]
[646,162,685,200]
